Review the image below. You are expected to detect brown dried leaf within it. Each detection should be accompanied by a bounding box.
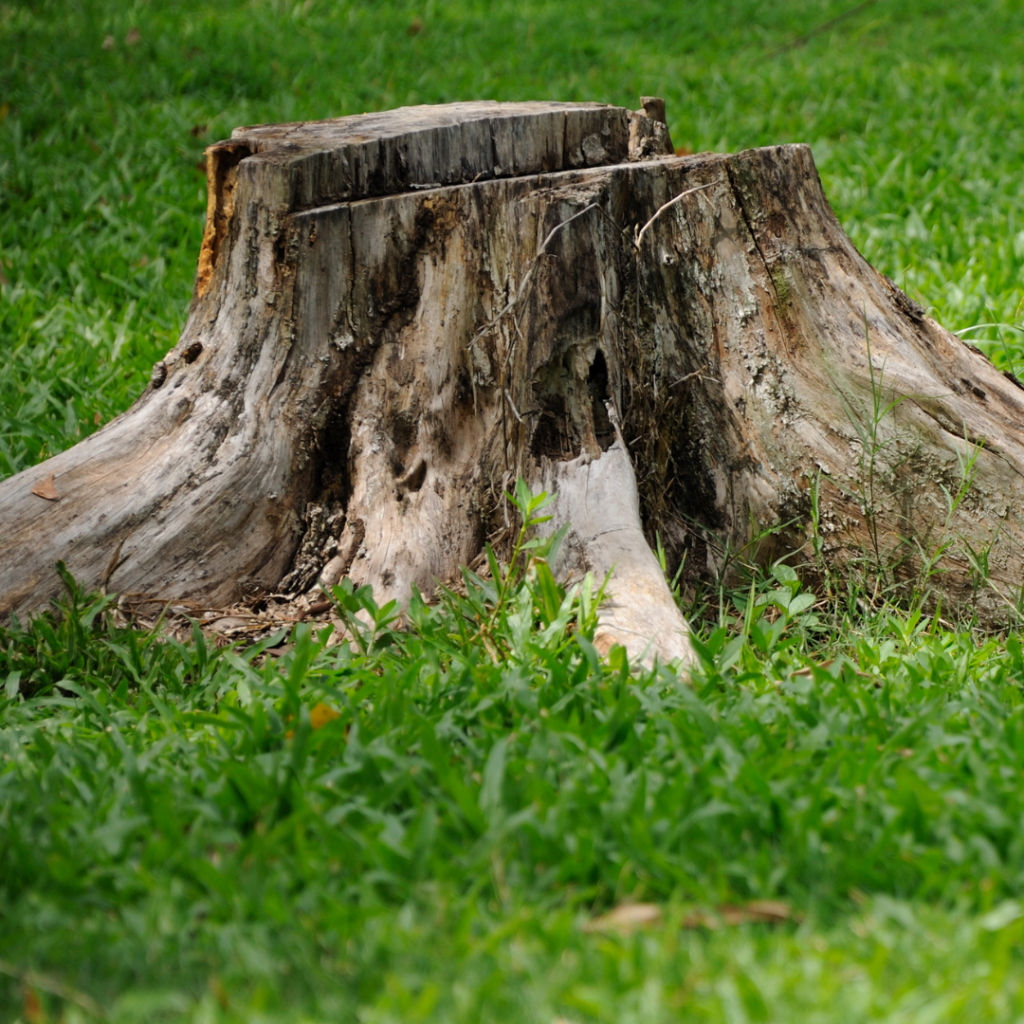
[31,473,59,501]
[205,616,259,632]
[683,900,797,929]
[126,27,141,45]
[583,902,662,935]
[310,702,341,730]
[102,34,115,49]
[680,908,719,929]
[721,899,795,925]
[23,984,44,1024]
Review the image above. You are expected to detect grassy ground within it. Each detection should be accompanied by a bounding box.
[4,0,1024,1020]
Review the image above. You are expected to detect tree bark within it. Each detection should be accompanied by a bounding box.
[2,100,1023,662]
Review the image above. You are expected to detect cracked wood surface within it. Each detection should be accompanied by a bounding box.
[1,101,1022,659]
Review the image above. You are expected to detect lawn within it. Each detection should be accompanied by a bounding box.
[3,0,1024,1020]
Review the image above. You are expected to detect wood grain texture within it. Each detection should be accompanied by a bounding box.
[2,101,1021,663]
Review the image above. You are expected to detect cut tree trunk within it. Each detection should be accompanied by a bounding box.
[3,100,1024,664]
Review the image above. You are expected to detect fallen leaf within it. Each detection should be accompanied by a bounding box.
[190,123,209,137]
[126,27,141,45]
[102,34,115,49]
[721,899,795,925]
[23,984,44,1024]
[310,702,341,730]
[683,900,798,929]
[286,703,342,738]
[681,908,719,929]
[31,473,59,501]
[407,17,424,35]
[583,902,662,934]
[206,615,257,632]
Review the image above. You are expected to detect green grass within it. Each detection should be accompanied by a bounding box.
[6,561,1024,1021]
[5,0,1024,1019]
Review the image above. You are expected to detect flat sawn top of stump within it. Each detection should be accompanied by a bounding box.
[220,101,641,211]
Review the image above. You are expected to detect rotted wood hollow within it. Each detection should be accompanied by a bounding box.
[2,100,1023,664]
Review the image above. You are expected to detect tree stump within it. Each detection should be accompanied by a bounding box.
[3,100,1024,663]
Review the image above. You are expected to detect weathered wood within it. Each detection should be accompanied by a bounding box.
[2,100,1023,662]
